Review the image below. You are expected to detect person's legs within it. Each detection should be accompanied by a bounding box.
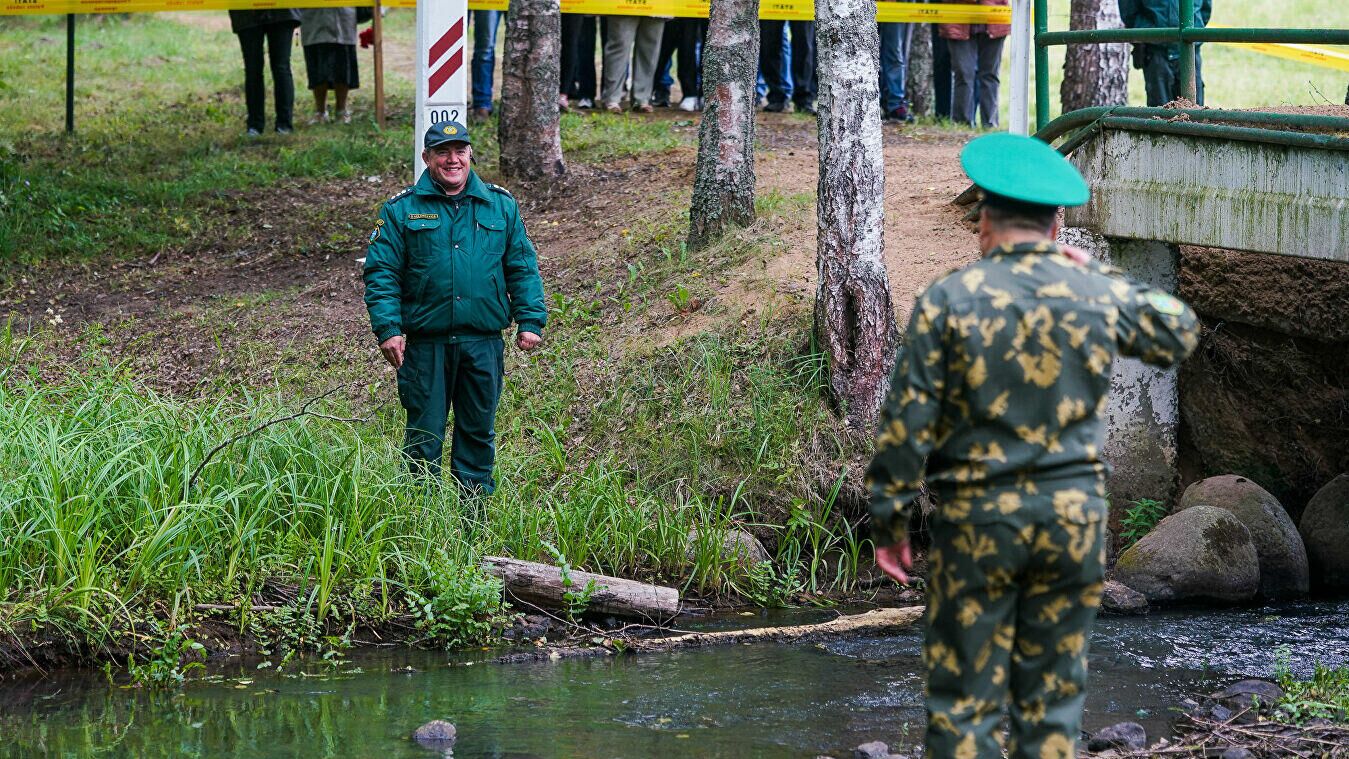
[789,20,816,110]
[924,520,1025,758]
[560,13,582,99]
[974,32,1004,128]
[312,84,329,119]
[448,338,504,496]
[601,16,638,107]
[651,18,681,106]
[1194,45,1204,105]
[1142,46,1177,106]
[471,10,500,112]
[675,20,705,100]
[1006,518,1106,759]
[576,15,598,101]
[400,342,450,480]
[263,23,295,132]
[948,37,977,125]
[237,28,267,133]
[933,25,954,119]
[335,85,350,120]
[629,18,665,108]
[877,23,904,114]
[758,20,789,109]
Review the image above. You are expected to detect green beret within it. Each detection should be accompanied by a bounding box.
[960,133,1090,208]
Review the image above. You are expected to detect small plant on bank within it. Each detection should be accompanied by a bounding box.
[667,283,694,314]
[745,560,803,608]
[1274,648,1349,724]
[108,625,206,688]
[543,541,599,621]
[1120,497,1168,548]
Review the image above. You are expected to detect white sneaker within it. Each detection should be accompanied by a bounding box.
[308,112,329,125]
[678,96,700,112]
[338,110,352,124]
[577,98,594,109]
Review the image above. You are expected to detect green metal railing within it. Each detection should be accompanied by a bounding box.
[1031,0,1349,131]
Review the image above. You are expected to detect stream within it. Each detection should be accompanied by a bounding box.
[2,600,1345,758]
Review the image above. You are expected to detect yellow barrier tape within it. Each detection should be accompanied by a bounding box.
[4,0,1345,75]
[1219,40,1349,74]
[1,0,1013,23]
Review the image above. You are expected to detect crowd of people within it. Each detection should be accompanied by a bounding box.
[469,9,1013,127]
[228,7,369,136]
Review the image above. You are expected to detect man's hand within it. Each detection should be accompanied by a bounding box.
[875,540,914,585]
[516,331,542,351]
[380,335,406,369]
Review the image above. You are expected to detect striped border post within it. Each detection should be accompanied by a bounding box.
[414,0,468,178]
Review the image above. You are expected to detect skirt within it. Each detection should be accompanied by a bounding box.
[303,43,359,89]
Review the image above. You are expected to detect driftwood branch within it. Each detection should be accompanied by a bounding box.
[481,556,681,622]
[187,384,384,490]
[490,606,926,663]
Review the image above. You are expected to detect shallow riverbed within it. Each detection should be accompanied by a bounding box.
[3,601,1345,758]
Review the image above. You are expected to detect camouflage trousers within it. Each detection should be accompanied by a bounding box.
[922,516,1107,759]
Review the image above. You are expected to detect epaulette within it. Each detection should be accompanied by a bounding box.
[384,186,415,205]
[486,183,514,198]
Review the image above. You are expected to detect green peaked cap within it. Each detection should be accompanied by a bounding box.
[960,132,1090,208]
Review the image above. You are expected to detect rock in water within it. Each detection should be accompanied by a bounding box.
[1112,506,1259,603]
[1178,475,1309,599]
[1086,721,1147,751]
[686,527,771,566]
[1212,679,1284,711]
[852,742,892,759]
[412,720,457,748]
[1300,474,1349,592]
[1101,580,1149,615]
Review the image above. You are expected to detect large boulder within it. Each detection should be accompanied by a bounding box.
[1178,475,1309,599]
[1300,474,1349,592]
[1112,506,1259,604]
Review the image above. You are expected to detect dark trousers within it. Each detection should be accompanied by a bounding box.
[759,20,816,108]
[948,33,1004,128]
[1142,45,1205,106]
[653,19,706,101]
[398,338,505,494]
[561,14,599,100]
[236,23,295,133]
[932,25,954,119]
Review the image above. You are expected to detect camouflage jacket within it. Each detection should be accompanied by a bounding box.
[866,240,1200,546]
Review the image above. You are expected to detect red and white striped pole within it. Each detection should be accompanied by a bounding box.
[414,0,470,178]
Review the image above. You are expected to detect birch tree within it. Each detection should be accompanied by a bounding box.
[498,0,565,180]
[815,0,899,432]
[686,0,759,251]
[1061,0,1129,111]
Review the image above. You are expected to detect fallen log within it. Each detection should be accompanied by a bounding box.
[481,556,681,622]
[489,606,926,663]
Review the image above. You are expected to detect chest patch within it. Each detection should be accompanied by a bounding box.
[407,213,440,221]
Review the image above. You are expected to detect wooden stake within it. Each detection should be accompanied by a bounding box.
[373,0,386,128]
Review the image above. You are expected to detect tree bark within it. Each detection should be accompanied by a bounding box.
[814,0,899,434]
[1060,0,1129,112]
[686,0,759,251]
[498,0,565,180]
[481,556,681,621]
[907,24,934,118]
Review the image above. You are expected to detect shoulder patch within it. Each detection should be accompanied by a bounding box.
[385,186,414,205]
[1146,291,1186,316]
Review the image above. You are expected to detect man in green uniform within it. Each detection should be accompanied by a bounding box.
[363,121,547,495]
[867,133,1200,758]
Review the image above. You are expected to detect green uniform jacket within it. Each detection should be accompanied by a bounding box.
[1119,0,1212,58]
[363,169,547,345]
[867,241,1200,545]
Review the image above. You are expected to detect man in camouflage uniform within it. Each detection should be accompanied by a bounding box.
[867,133,1200,759]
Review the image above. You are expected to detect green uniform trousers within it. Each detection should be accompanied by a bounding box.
[396,337,504,494]
[923,516,1107,759]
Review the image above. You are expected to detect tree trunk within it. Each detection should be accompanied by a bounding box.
[907,24,934,118]
[686,0,759,251]
[814,0,899,433]
[481,556,681,621]
[498,0,565,180]
[1060,0,1129,112]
